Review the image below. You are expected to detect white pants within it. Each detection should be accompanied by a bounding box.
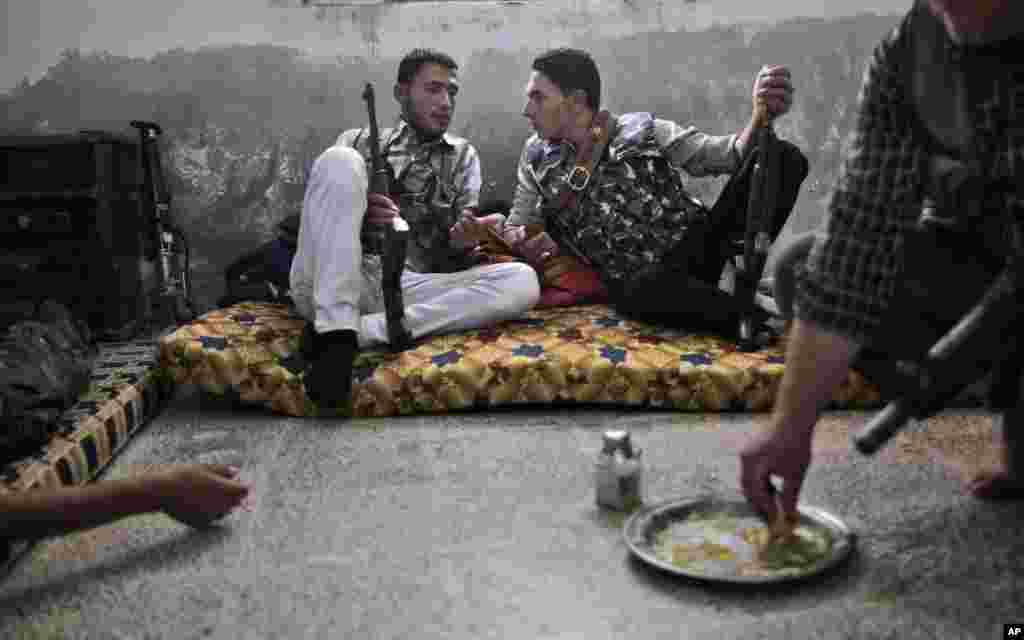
[289,145,540,348]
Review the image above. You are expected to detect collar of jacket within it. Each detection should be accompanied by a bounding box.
[526,136,572,182]
[526,111,657,178]
[391,118,458,151]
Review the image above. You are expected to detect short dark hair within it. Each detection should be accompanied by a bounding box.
[396,48,458,85]
[532,48,601,111]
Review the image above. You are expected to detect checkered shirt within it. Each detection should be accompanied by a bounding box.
[794,2,1024,342]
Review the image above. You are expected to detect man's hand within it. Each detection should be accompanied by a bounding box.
[739,423,812,527]
[366,192,401,226]
[154,464,251,529]
[752,65,794,120]
[507,226,560,265]
[450,210,507,251]
[738,318,859,525]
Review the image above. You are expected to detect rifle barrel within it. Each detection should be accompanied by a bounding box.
[854,399,915,455]
[362,82,391,195]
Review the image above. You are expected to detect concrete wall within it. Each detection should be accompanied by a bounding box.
[3,1,907,89]
[1,0,907,311]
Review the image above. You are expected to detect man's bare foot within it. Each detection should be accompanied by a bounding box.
[967,465,1024,500]
[965,412,1024,500]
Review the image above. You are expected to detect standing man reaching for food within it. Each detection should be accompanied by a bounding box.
[741,0,1024,526]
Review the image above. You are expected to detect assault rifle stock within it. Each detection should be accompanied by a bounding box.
[362,82,413,351]
[736,101,779,352]
[853,243,1023,455]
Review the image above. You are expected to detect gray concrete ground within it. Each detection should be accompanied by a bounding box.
[0,387,1022,639]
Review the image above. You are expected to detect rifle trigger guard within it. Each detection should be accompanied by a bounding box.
[566,166,591,192]
[754,232,772,254]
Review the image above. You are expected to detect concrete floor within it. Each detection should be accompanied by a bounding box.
[0,387,1022,639]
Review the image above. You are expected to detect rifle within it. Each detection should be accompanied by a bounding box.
[853,209,1023,455]
[361,83,413,351]
[736,100,780,352]
[129,120,195,324]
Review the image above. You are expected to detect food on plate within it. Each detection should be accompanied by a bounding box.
[670,541,736,567]
[747,524,832,572]
[768,505,799,543]
[653,508,833,578]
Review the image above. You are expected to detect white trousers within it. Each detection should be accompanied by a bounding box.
[289,145,540,348]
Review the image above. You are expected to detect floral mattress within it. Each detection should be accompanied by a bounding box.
[157,302,883,418]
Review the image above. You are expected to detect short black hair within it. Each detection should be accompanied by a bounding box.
[532,48,601,111]
[396,48,458,85]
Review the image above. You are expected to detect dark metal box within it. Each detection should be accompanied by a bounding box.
[0,131,158,337]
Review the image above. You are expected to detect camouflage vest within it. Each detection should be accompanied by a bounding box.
[352,125,473,274]
[529,112,710,287]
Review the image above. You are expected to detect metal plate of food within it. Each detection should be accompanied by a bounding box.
[623,496,856,584]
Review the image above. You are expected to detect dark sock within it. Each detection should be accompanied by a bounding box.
[305,329,359,410]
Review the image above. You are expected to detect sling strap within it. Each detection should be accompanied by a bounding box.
[555,110,614,212]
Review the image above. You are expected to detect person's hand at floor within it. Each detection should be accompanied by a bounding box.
[740,318,857,525]
[154,464,251,529]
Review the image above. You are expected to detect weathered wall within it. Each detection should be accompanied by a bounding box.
[1,1,906,311]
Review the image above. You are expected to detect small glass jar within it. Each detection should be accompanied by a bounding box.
[595,430,643,511]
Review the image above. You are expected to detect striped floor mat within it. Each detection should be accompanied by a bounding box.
[0,332,174,573]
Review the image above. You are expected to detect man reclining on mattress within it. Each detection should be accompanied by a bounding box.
[290,48,540,409]
[488,47,808,340]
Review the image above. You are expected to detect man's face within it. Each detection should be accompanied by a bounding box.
[522,71,576,141]
[397,62,458,138]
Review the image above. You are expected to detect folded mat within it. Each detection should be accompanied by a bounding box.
[158,302,883,418]
[0,333,174,571]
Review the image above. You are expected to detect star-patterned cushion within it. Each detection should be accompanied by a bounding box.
[157,302,884,418]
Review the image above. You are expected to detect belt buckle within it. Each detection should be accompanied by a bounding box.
[566,166,591,192]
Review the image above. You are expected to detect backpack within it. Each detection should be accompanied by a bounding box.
[0,300,98,466]
[542,113,711,289]
[218,217,298,308]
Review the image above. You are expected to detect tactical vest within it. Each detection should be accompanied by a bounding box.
[351,126,473,274]
[528,112,710,288]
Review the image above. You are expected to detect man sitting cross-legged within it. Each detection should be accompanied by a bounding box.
[290,48,540,409]
[494,47,808,341]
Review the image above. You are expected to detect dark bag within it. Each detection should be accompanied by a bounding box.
[0,130,160,337]
[0,300,98,465]
[218,216,298,307]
